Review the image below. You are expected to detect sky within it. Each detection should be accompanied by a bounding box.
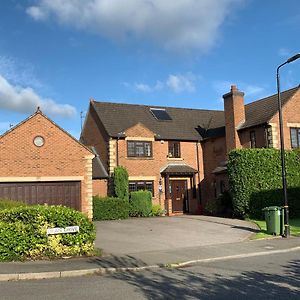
[0,0,299,138]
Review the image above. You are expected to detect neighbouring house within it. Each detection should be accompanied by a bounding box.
[0,108,94,219]
[80,85,300,215]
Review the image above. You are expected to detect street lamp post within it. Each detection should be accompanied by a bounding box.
[276,53,300,238]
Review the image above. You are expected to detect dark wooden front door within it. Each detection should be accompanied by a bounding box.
[0,181,81,210]
[171,180,187,213]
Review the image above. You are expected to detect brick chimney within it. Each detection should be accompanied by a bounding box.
[223,85,245,153]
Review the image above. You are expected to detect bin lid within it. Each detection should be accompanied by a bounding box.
[262,206,281,211]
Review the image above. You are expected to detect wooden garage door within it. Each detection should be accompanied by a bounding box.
[0,181,81,210]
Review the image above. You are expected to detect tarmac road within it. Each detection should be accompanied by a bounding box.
[1,247,299,299]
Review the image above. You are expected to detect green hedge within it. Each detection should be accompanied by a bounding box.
[228,148,300,219]
[129,190,152,217]
[149,204,165,217]
[0,199,25,210]
[113,166,129,200]
[93,196,129,220]
[0,205,95,261]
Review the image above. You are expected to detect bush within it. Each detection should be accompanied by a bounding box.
[149,204,165,217]
[113,166,129,200]
[204,197,222,216]
[204,192,233,217]
[0,199,25,210]
[249,187,300,219]
[129,190,152,217]
[228,148,300,219]
[0,205,95,261]
[93,196,129,220]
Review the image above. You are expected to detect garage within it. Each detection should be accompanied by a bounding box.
[0,181,81,210]
[0,109,95,218]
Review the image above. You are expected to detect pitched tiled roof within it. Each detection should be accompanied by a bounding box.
[90,85,299,141]
[91,101,224,141]
[241,86,299,130]
[161,164,197,175]
[90,147,108,179]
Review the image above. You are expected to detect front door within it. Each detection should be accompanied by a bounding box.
[171,180,187,213]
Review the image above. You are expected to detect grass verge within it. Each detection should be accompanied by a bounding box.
[250,218,300,240]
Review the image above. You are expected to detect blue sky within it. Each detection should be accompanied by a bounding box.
[0,0,299,138]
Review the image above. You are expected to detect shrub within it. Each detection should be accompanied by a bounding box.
[204,192,233,217]
[228,148,300,219]
[149,204,165,217]
[93,196,129,220]
[0,205,95,261]
[113,166,129,200]
[0,199,25,210]
[129,190,152,217]
[204,197,222,216]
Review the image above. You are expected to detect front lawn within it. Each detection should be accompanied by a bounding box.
[251,218,300,239]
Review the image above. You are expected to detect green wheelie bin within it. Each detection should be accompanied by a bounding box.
[262,206,282,235]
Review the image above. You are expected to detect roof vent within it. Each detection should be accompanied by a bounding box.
[150,108,172,121]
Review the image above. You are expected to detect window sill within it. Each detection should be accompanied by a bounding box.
[167,157,183,161]
[126,157,154,160]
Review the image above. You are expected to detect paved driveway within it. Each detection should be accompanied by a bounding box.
[95,215,258,256]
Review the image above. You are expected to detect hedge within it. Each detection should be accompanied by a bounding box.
[0,205,95,261]
[0,199,25,211]
[93,196,129,220]
[129,190,152,217]
[228,148,300,219]
[113,166,129,200]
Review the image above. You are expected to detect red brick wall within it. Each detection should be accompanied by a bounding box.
[270,89,300,149]
[117,138,201,212]
[81,103,109,170]
[93,179,108,197]
[224,86,245,153]
[0,112,93,217]
[239,126,267,148]
[111,119,203,211]
[201,136,227,206]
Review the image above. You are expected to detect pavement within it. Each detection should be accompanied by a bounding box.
[0,215,299,282]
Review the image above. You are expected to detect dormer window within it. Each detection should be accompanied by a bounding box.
[168,141,181,158]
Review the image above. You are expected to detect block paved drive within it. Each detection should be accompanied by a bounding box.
[95,215,259,256]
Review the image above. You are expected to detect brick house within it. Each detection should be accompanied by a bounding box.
[80,85,300,215]
[0,109,94,218]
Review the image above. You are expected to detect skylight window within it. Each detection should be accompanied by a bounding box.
[150,108,172,121]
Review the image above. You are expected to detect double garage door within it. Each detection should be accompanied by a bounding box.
[0,181,81,210]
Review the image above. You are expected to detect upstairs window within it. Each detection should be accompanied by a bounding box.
[127,141,152,157]
[168,141,181,158]
[291,128,300,148]
[250,130,256,148]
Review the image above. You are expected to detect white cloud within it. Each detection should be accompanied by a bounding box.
[134,81,163,92]
[26,0,244,51]
[128,73,196,93]
[166,74,195,93]
[212,80,266,101]
[0,55,42,89]
[26,6,48,21]
[0,74,76,118]
[278,48,291,58]
[134,83,152,93]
